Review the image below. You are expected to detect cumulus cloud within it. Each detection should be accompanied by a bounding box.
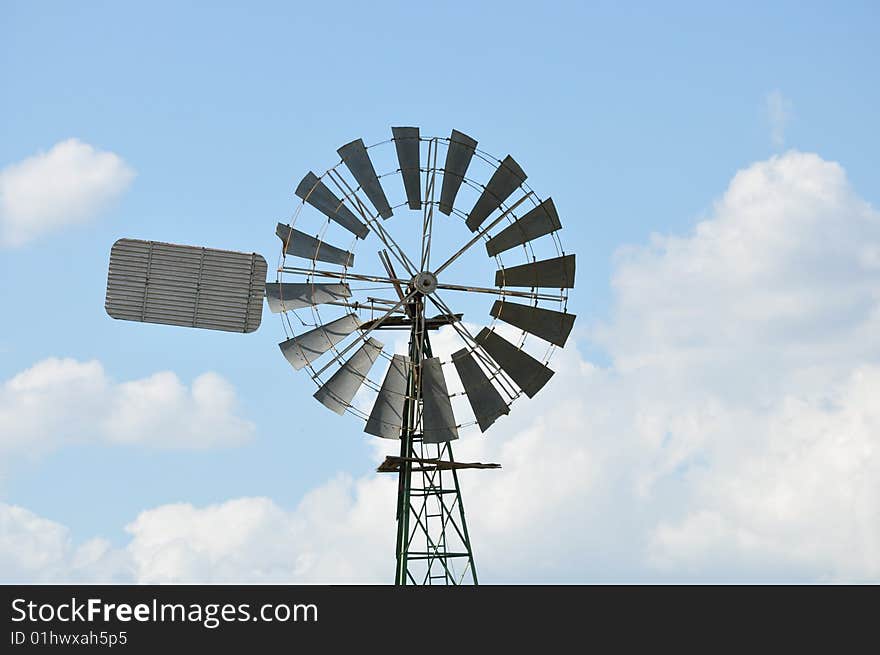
[0,503,131,583]
[645,364,880,581]
[0,358,255,458]
[765,90,793,148]
[6,150,880,583]
[598,151,880,394]
[0,479,395,583]
[0,138,135,247]
[123,476,396,583]
[591,150,880,580]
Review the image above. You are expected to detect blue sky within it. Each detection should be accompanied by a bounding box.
[2,1,879,582]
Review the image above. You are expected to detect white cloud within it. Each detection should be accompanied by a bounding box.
[645,364,880,581]
[6,150,880,583]
[597,151,880,396]
[124,476,396,583]
[765,90,793,148]
[0,358,255,457]
[0,478,396,584]
[0,503,130,583]
[0,138,135,247]
[589,150,880,580]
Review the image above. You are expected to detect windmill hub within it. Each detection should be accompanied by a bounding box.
[410,271,438,295]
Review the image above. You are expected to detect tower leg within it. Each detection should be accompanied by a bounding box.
[394,412,414,585]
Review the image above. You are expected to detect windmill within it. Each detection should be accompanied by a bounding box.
[104,127,576,585]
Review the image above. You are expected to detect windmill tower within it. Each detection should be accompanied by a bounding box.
[105,127,576,584]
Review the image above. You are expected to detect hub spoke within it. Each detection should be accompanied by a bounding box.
[434,282,562,302]
[433,192,533,276]
[311,287,419,379]
[326,167,418,276]
[281,266,407,287]
[420,138,439,272]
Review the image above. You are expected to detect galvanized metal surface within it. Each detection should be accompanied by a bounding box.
[439,129,477,215]
[465,155,527,232]
[314,337,383,415]
[295,172,369,239]
[392,126,421,210]
[495,254,576,289]
[275,223,355,267]
[420,357,459,443]
[485,198,562,257]
[365,354,410,439]
[451,348,510,432]
[338,138,393,219]
[475,327,554,398]
[105,238,267,333]
[278,313,361,370]
[489,300,576,347]
[265,283,351,313]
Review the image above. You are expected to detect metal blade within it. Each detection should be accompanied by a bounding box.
[490,300,575,347]
[392,126,421,210]
[295,172,369,239]
[105,238,266,334]
[465,155,526,232]
[338,139,393,219]
[314,337,383,415]
[439,129,477,215]
[365,354,410,439]
[275,223,355,267]
[421,357,458,443]
[475,328,554,398]
[278,313,360,370]
[265,283,351,313]
[485,198,561,257]
[495,254,575,289]
[451,348,509,432]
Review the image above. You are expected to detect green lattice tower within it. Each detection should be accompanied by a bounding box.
[387,297,478,585]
